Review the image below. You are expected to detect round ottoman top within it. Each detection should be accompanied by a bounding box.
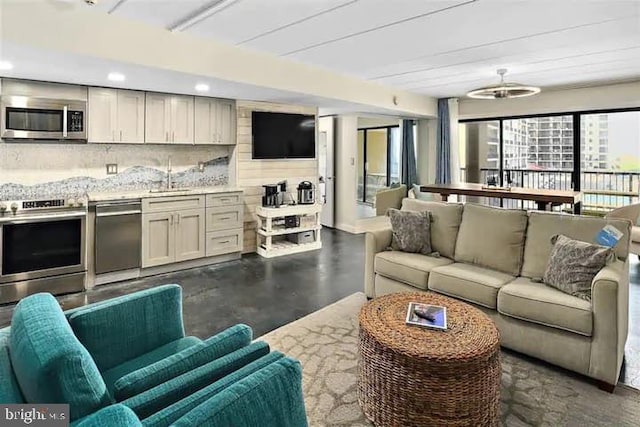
[359,292,500,362]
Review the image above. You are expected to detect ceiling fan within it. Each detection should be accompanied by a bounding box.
[466,69,541,100]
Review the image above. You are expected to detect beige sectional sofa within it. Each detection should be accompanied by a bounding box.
[365,198,632,390]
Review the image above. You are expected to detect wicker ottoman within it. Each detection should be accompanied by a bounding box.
[358,292,501,427]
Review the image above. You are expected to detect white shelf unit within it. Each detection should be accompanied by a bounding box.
[255,204,322,258]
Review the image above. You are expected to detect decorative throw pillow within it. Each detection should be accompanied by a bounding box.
[543,234,614,301]
[387,208,432,255]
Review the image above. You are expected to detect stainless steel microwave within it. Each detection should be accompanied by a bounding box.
[1,96,87,141]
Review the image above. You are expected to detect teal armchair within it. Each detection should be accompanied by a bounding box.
[0,285,308,427]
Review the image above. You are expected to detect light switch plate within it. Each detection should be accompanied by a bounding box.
[106,164,118,175]
[198,162,205,172]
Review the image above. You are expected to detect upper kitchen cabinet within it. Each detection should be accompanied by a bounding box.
[88,88,144,144]
[145,93,194,144]
[194,97,236,145]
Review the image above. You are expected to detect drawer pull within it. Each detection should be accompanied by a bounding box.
[219,240,231,244]
[220,198,230,202]
[219,216,231,220]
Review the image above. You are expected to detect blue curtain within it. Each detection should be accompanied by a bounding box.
[436,98,451,184]
[401,119,417,189]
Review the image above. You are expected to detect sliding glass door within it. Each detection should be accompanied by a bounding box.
[357,126,401,204]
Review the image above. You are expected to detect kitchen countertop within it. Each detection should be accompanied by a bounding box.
[87,186,243,202]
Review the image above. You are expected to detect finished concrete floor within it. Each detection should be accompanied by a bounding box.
[1,228,640,390]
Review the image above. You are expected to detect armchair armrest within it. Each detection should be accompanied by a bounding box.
[72,404,141,427]
[605,204,640,223]
[113,324,252,401]
[172,357,307,427]
[589,259,629,385]
[364,228,392,298]
[122,341,270,420]
[375,185,406,216]
[68,285,185,372]
[143,352,285,427]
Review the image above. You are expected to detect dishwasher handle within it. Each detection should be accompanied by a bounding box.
[96,201,142,217]
[96,210,141,217]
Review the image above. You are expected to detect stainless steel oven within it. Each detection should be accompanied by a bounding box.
[0,199,87,304]
[1,96,87,141]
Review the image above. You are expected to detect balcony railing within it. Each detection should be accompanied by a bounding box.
[459,168,640,214]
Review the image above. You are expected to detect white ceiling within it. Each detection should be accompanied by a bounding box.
[88,0,640,98]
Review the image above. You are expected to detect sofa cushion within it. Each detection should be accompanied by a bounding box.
[521,211,631,279]
[375,251,453,290]
[428,263,515,309]
[401,199,463,258]
[454,204,528,275]
[388,208,432,255]
[9,293,112,421]
[498,277,593,336]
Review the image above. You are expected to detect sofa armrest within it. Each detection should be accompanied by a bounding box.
[589,259,629,385]
[172,357,307,427]
[113,324,252,401]
[122,341,270,420]
[364,229,392,298]
[68,284,185,372]
[72,404,141,427]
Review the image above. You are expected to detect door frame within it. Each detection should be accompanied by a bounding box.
[357,125,400,204]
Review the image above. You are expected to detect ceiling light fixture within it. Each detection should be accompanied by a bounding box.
[466,69,541,99]
[0,61,14,71]
[195,83,210,92]
[107,72,126,82]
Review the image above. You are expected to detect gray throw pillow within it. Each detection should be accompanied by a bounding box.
[387,208,431,255]
[543,234,614,301]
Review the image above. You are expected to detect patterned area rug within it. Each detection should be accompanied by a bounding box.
[260,292,640,426]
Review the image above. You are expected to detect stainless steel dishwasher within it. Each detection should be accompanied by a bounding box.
[95,200,142,275]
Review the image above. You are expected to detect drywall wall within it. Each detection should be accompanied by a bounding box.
[334,115,359,233]
[235,101,318,253]
[459,81,640,120]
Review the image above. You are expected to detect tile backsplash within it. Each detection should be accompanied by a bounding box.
[0,143,231,200]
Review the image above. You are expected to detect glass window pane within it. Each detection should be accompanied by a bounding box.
[580,111,640,213]
[389,127,401,185]
[458,120,500,185]
[364,129,388,204]
[357,130,365,202]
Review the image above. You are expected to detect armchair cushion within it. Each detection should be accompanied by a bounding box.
[172,357,306,427]
[102,336,201,399]
[498,277,593,336]
[113,324,252,401]
[0,328,24,403]
[9,294,112,421]
[68,284,185,372]
[632,226,640,243]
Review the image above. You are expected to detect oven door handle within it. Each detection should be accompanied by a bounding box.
[63,105,68,138]
[1,211,86,224]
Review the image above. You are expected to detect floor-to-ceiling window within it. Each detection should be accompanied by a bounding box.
[459,108,640,214]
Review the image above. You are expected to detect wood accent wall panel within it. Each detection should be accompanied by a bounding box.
[235,101,319,253]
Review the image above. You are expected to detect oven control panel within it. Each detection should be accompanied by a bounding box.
[22,199,65,209]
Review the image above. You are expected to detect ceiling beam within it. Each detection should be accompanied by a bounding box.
[169,0,240,32]
[108,0,128,14]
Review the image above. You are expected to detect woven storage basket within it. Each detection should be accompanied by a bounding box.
[358,292,501,427]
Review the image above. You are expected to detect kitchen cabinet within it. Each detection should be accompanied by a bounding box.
[142,195,205,267]
[145,93,194,144]
[88,88,144,143]
[194,97,236,145]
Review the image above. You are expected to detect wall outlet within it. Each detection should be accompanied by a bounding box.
[106,164,118,175]
[198,162,205,172]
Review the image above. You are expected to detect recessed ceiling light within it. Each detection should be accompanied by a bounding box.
[195,83,210,92]
[0,61,14,71]
[107,72,125,82]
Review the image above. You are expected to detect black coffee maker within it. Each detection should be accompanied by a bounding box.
[262,181,288,207]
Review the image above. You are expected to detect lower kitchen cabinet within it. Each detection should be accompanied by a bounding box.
[142,208,205,268]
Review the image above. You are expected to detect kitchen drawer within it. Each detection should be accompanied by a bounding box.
[206,205,243,232]
[206,228,243,257]
[143,195,205,213]
[206,192,243,207]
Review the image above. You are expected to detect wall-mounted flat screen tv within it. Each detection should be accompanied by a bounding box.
[252,112,316,159]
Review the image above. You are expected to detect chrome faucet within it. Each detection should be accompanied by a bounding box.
[167,156,173,189]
